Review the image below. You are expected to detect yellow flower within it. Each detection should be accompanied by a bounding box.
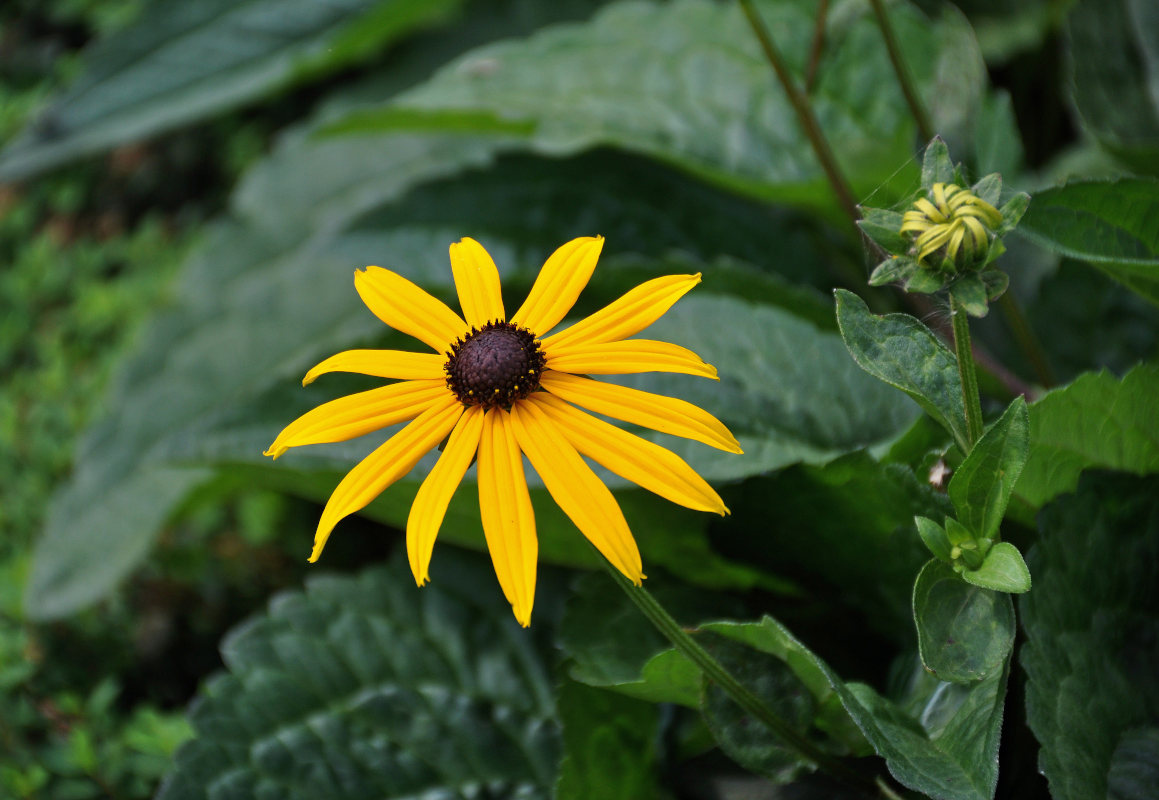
[265,236,741,626]
[901,182,1002,270]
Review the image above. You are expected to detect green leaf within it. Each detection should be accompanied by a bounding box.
[949,273,990,318]
[1109,728,1159,800]
[915,516,953,562]
[921,137,956,189]
[559,572,737,709]
[1020,472,1159,800]
[555,680,661,800]
[329,0,987,216]
[858,208,909,254]
[869,256,921,288]
[707,617,1008,800]
[912,560,1014,684]
[0,0,464,181]
[25,466,210,620]
[959,542,1030,594]
[1018,364,1159,508]
[835,289,968,453]
[23,144,844,617]
[700,634,815,783]
[948,397,1029,540]
[158,550,562,799]
[1066,0,1159,172]
[1018,178,1159,306]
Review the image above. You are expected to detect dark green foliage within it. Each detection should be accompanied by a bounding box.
[159,551,563,800]
[5,0,1159,797]
[1021,473,1159,800]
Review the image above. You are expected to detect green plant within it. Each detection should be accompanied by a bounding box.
[4,0,1158,797]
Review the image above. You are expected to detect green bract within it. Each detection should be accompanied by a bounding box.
[859,137,1029,316]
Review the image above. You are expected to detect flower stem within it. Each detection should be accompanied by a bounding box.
[951,297,985,447]
[597,557,876,793]
[804,0,830,93]
[867,0,933,142]
[737,0,860,229]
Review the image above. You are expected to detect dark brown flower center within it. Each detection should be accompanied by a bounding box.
[444,321,545,410]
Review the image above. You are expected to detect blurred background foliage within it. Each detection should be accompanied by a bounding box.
[0,0,1156,797]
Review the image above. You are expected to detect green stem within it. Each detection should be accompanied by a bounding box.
[737,0,860,229]
[597,557,876,793]
[804,0,829,93]
[951,297,985,447]
[998,291,1054,389]
[867,0,933,142]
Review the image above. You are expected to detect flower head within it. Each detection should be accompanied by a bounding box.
[901,182,1002,272]
[265,236,741,626]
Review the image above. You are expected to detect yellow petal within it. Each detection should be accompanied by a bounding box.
[406,406,484,586]
[511,236,604,336]
[540,372,742,454]
[947,222,967,262]
[355,266,466,353]
[916,225,953,262]
[449,237,505,328]
[527,393,727,515]
[912,197,946,224]
[264,379,446,459]
[302,349,445,385]
[309,394,463,563]
[543,274,701,351]
[545,338,718,380]
[477,408,537,627]
[510,400,642,584]
[963,216,990,252]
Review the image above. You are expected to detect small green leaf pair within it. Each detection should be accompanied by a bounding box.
[859,137,1029,317]
[913,397,1032,595]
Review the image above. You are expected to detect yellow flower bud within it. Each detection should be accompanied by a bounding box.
[900,183,1002,272]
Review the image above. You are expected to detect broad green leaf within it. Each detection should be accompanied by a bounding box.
[327,0,987,216]
[708,617,1008,800]
[1109,728,1159,800]
[835,289,968,453]
[1018,178,1159,307]
[1018,363,1159,509]
[947,397,1029,540]
[1066,0,1159,173]
[912,560,1014,684]
[23,146,837,618]
[1020,472,1159,800]
[699,634,815,783]
[25,466,209,620]
[959,542,1031,594]
[0,0,464,181]
[157,550,562,799]
[555,680,661,800]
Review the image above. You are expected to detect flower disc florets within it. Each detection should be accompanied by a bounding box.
[444,321,545,410]
[901,182,1002,272]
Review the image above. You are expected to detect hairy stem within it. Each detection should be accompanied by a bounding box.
[951,297,985,447]
[867,0,933,141]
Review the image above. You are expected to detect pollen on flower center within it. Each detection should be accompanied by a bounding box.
[444,321,546,410]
